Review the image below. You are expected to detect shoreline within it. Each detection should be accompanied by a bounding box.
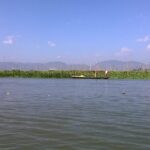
[0,70,150,79]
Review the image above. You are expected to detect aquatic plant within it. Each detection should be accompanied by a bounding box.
[0,70,150,79]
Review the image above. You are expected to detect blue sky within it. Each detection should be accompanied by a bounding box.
[0,0,150,64]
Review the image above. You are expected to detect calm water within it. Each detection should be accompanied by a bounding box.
[0,78,150,150]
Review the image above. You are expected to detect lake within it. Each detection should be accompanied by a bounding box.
[0,78,150,150]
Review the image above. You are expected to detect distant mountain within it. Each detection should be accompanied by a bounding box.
[0,61,89,70]
[93,60,148,70]
[0,60,149,71]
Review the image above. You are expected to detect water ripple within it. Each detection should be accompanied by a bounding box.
[0,79,150,150]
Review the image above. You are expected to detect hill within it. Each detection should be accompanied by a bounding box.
[0,60,149,71]
[93,60,148,70]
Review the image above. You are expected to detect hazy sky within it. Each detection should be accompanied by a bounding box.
[0,0,150,64]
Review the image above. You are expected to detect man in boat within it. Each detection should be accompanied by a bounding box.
[105,70,108,77]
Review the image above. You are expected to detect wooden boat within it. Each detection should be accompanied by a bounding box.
[72,75,109,79]
[72,75,86,78]
[72,70,109,79]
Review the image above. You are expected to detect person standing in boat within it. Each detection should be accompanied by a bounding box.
[105,70,108,77]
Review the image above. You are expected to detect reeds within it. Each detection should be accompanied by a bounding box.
[0,70,149,79]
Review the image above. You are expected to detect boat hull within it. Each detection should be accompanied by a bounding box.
[72,77,109,79]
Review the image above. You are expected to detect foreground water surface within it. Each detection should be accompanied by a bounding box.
[0,78,150,150]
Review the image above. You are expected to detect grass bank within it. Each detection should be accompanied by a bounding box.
[0,70,150,79]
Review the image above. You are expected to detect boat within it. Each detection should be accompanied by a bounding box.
[72,75,86,78]
[71,74,109,79]
[71,70,109,79]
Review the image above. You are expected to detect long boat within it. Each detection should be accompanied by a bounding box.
[72,75,109,79]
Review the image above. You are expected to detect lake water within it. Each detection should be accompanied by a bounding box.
[0,78,150,150]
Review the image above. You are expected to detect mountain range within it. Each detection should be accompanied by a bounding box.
[0,60,149,71]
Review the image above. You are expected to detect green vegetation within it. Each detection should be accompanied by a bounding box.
[0,70,150,79]
[109,70,150,79]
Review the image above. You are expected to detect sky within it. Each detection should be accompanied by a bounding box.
[0,0,150,64]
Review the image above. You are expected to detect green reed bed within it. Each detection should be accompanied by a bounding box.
[109,70,150,79]
[0,70,150,79]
